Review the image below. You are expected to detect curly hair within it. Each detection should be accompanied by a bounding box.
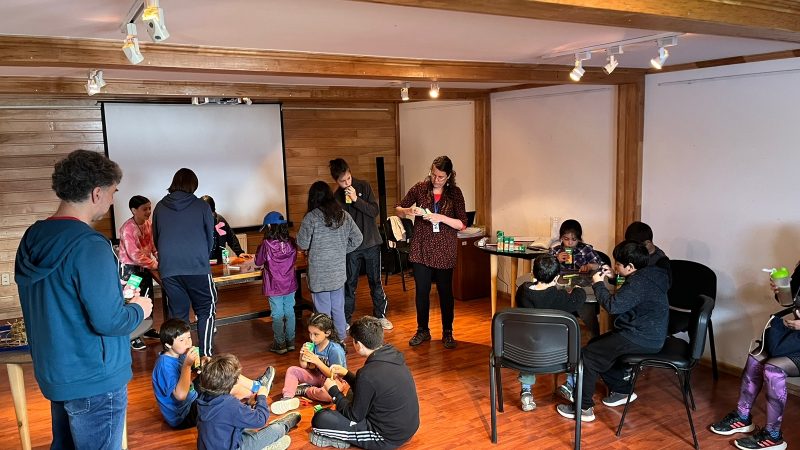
[307,181,344,229]
[51,150,122,203]
[197,354,241,397]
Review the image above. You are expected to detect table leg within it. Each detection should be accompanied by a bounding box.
[510,258,518,308]
[7,363,31,450]
[490,254,498,317]
[521,259,532,277]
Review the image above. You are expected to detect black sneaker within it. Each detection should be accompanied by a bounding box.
[557,383,574,403]
[408,329,431,346]
[310,431,351,448]
[295,383,310,398]
[602,391,637,407]
[556,403,595,422]
[734,428,786,450]
[130,337,146,351]
[142,328,161,340]
[270,341,288,355]
[259,366,276,395]
[286,341,296,352]
[442,330,457,349]
[710,411,755,435]
[269,411,301,432]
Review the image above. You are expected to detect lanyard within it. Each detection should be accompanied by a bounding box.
[433,201,439,214]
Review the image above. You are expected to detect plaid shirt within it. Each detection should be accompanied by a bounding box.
[550,241,601,268]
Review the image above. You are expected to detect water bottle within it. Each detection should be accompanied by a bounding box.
[770,267,793,306]
[222,248,230,276]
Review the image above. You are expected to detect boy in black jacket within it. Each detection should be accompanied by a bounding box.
[556,240,669,423]
[515,254,586,412]
[310,316,420,449]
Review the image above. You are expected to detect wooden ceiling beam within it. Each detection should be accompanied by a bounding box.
[0,76,493,101]
[353,0,800,43]
[0,36,645,85]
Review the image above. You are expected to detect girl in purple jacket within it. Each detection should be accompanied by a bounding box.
[255,211,298,354]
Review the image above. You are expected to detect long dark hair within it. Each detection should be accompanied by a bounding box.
[425,155,458,210]
[307,181,344,229]
[263,223,290,242]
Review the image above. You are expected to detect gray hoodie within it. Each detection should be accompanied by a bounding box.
[297,209,362,292]
[152,191,215,278]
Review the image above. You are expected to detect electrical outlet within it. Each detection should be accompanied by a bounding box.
[1,273,10,286]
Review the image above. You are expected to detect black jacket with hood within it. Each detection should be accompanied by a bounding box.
[152,191,215,278]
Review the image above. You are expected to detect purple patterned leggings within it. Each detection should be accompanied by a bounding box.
[737,355,788,432]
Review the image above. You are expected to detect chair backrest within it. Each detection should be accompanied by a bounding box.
[668,260,717,310]
[687,295,715,361]
[384,216,404,243]
[491,308,581,373]
[596,250,612,266]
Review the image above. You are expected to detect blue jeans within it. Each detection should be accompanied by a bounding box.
[518,372,536,390]
[312,287,346,340]
[239,423,288,450]
[50,385,127,450]
[344,245,388,323]
[269,292,296,344]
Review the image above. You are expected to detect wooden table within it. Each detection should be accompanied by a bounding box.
[160,253,310,326]
[476,243,548,316]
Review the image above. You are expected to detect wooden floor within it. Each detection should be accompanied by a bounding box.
[2,273,799,449]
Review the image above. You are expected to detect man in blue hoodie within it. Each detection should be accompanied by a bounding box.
[152,168,217,356]
[15,149,153,449]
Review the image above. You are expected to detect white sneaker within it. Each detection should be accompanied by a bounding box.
[378,317,394,330]
[270,397,300,415]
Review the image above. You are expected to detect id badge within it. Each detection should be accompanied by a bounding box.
[432,222,440,233]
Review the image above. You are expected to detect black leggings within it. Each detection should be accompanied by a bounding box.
[413,264,454,332]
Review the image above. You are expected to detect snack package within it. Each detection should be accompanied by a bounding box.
[123,274,143,299]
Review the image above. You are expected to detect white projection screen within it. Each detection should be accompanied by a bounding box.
[103,103,287,238]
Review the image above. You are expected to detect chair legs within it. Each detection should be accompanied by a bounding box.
[397,251,406,291]
[489,355,503,444]
[573,362,583,450]
[708,320,718,380]
[616,365,699,450]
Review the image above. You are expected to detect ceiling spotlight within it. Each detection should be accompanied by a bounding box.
[142,0,169,42]
[603,55,618,75]
[429,82,439,99]
[569,51,591,82]
[86,69,105,96]
[122,23,144,65]
[603,46,623,75]
[650,36,678,70]
[400,83,410,101]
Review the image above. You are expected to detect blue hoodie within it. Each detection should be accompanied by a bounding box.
[15,218,144,401]
[152,191,215,279]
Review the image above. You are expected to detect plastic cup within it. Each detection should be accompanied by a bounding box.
[775,277,793,306]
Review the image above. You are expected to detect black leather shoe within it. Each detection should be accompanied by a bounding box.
[442,330,457,349]
[408,329,431,346]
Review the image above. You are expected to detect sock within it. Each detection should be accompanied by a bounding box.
[766,429,781,440]
[565,374,575,389]
[521,384,532,393]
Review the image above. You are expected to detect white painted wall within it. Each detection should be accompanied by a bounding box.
[398,101,475,211]
[491,85,617,292]
[642,57,800,369]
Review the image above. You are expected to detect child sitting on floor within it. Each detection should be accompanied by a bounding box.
[196,353,301,450]
[271,313,348,414]
[515,254,586,412]
[151,319,276,429]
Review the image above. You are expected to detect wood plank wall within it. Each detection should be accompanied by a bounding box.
[0,99,399,320]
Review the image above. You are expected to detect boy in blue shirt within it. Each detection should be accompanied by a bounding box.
[197,354,301,450]
[152,319,278,429]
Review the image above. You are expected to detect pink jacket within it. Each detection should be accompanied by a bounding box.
[118,217,158,269]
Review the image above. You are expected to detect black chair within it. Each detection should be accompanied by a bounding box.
[668,260,718,380]
[383,217,413,291]
[490,308,583,449]
[596,250,612,267]
[615,295,714,450]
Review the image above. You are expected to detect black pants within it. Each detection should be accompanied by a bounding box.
[580,331,661,409]
[311,409,398,449]
[412,264,454,332]
[162,274,218,357]
[578,302,600,340]
[344,245,388,323]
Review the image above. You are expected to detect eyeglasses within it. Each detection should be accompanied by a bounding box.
[430,173,449,182]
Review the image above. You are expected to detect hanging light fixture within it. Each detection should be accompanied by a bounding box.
[85,70,106,96]
[569,51,591,82]
[603,46,623,75]
[429,81,440,99]
[650,36,678,70]
[122,23,144,64]
[400,83,410,101]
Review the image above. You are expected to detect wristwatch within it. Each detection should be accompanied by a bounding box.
[250,381,261,394]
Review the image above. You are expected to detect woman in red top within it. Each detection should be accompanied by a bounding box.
[396,156,467,349]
